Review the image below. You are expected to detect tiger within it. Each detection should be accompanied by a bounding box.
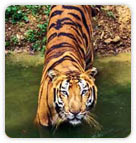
[35,5,99,128]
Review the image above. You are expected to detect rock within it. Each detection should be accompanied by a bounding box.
[112,36,121,42]
[104,38,112,44]
[16,34,24,40]
[104,36,121,44]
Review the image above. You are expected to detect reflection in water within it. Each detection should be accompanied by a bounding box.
[5,53,131,138]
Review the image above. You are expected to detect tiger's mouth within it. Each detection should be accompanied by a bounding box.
[69,119,81,125]
[66,112,86,125]
[56,110,101,131]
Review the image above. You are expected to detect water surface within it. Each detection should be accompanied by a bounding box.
[5,53,131,138]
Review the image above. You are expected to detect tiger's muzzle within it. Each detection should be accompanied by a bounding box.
[67,111,86,125]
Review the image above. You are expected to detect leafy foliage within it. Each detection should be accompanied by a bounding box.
[25,5,43,16]
[44,5,51,16]
[5,5,51,54]
[11,35,19,45]
[25,29,37,43]
[5,6,29,23]
[107,11,116,19]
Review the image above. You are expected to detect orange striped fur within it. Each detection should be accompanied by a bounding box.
[35,5,98,127]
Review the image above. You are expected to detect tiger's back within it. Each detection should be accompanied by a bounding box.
[44,5,94,74]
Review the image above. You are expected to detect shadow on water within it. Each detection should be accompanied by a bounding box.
[5,53,131,138]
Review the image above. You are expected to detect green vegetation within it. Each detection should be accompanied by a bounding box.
[11,35,19,45]
[25,5,43,16]
[107,11,116,19]
[5,5,51,54]
[5,6,29,23]
[25,29,37,43]
[5,35,19,50]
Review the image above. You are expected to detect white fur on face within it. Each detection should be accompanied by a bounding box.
[58,79,94,125]
[78,79,94,107]
[86,90,94,106]
[61,80,70,95]
[78,79,88,95]
[69,119,81,125]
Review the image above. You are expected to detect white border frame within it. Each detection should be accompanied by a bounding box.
[0,0,135,143]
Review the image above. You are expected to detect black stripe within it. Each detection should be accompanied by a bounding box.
[54,88,56,102]
[86,58,92,68]
[55,89,62,113]
[63,21,77,27]
[83,33,88,47]
[55,103,61,114]
[62,22,88,48]
[68,12,81,21]
[72,62,82,71]
[50,10,63,18]
[51,5,57,10]
[82,5,90,13]
[62,5,90,37]
[75,35,82,44]
[61,86,65,89]
[75,22,88,47]
[55,19,62,30]
[45,50,73,65]
[60,83,62,90]
[57,17,76,23]
[58,32,80,43]
[58,99,63,105]
[70,26,87,57]
[70,26,83,40]
[47,32,57,43]
[76,23,84,36]
[48,17,77,30]
[92,86,95,101]
[48,23,56,30]
[73,40,85,59]
[46,42,75,55]
[48,55,78,72]
[46,81,52,119]
[87,86,96,110]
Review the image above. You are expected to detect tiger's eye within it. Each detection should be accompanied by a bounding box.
[61,90,68,96]
[82,90,87,95]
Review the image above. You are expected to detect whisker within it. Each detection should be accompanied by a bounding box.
[85,112,102,131]
[52,117,63,134]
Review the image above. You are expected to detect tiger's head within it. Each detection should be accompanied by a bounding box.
[48,69,97,126]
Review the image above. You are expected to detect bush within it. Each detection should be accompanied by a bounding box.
[5,5,51,54]
[10,35,19,45]
[25,29,37,43]
[5,5,29,23]
[44,5,51,16]
[37,23,48,36]
[25,5,43,16]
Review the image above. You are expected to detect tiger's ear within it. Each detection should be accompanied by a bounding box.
[48,69,59,81]
[86,67,98,78]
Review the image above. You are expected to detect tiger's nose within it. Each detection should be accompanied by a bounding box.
[70,110,80,116]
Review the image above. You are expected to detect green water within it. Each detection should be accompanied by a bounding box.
[5,53,131,138]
